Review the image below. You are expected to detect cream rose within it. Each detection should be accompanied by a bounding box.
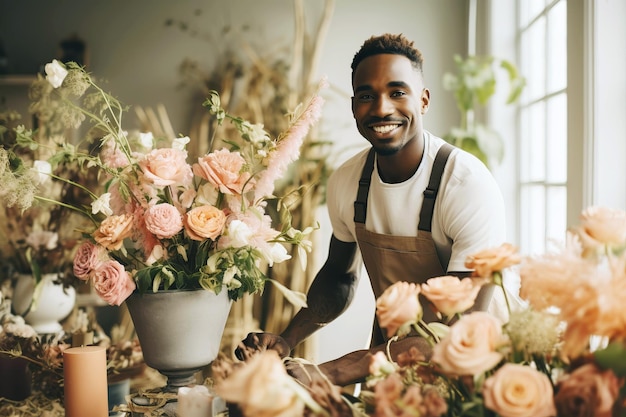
[573,206,626,254]
[92,260,136,306]
[465,243,521,279]
[483,363,556,417]
[193,148,253,195]
[431,311,506,376]
[144,203,184,239]
[44,59,68,88]
[215,350,306,417]
[376,281,422,338]
[554,363,620,417]
[93,214,133,251]
[184,205,226,241]
[421,275,484,317]
[139,148,193,188]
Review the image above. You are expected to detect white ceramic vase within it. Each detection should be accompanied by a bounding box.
[12,273,76,334]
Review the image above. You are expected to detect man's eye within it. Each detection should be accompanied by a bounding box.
[391,91,406,98]
[357,94,374,101]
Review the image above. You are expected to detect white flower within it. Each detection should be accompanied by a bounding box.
[195,183,219,206]
[91,193,113,216]
[44,59,68,88]
[227,220,253,248]
[242,122,270,145]
[172,136,190,151]
[32,160,52,185]
[139,132,154,149]
[266,242,291,267]
[146,245,165,265]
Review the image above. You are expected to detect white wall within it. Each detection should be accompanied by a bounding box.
[0,0,470,363]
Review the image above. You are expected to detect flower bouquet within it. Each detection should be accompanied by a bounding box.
[214,205,626,417]
[1,59,324,307]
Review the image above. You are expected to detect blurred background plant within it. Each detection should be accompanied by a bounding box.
[442,54,526,169]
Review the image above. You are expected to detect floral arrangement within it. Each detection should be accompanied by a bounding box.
[0,106,96,290]
[0,59,323,307]
[215,205,626,417]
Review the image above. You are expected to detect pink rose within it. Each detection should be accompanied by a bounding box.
[184,205,226,241]
[483,363,556,417]
[139,148,193,188]
[73,241,106,280]
[572,206,626,255]
[193,148,253,195]
[421,275,484,317]
[144,203,183,239]
[375,281,422,338]
[93,214,134,251]
[465,243,521,279]
[554,363,620,417]
[92,260,136,306]
[431,311,506,376]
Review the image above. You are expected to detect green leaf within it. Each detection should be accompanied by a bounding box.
[268,278,308,309]
[594,342,626,376]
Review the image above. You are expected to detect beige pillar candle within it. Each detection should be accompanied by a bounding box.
[63,345,108,417]
[178,385,214,417]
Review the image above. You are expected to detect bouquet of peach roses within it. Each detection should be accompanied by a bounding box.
[213,205,626,417]
[1,59,322,307]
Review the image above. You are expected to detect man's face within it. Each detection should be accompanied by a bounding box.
[351,54,430,156]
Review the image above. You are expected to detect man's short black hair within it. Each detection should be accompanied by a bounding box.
[351,33,424,76]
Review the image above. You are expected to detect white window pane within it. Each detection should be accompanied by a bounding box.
[521,17,546,102]
[519,0,548,27]
[547,1,567,92]
[546,185,567,248]
[520,102,546,182]
[520,185,546,255]
[546,93,567,183]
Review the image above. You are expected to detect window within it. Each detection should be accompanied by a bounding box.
[517,0,567,255]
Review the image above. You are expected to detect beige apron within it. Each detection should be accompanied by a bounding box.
[353,144,454,346]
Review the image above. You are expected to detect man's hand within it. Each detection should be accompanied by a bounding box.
[234,332,291,361]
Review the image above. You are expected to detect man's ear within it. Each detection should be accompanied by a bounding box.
[421,88,430,115]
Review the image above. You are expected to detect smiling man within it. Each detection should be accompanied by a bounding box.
[237,33,507,386]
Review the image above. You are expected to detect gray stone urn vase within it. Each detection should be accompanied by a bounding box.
[125,288,232,391]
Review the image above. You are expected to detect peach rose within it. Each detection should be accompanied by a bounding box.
[431,311,506,376]
[139,148,193,188]
[572,206,626,255]
[73,241,106,280]
[92,260,136,306]
[465,243,521,279]
[193,148,253,195]
[376,281,422,338]
[184,205,226,241]
[554,363,620,417]
[483,363,556,417]
[93,214,133,251]
[421,275,484,317]
[215,350,305,417]
[144,203,183,239]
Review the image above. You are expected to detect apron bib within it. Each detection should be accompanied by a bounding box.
[353,144,454,345]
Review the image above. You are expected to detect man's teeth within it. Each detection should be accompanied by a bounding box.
[372,125,399,134]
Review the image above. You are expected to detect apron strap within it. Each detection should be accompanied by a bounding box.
[354,148,376,224]
[418,143,454,232]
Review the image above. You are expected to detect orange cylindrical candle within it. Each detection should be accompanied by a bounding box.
[63,345,108,417]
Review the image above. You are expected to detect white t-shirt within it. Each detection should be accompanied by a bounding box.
[327,131,507,272]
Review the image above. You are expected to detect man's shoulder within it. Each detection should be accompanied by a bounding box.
[329,146,371,180]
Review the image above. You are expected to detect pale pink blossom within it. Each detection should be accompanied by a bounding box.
[376,281,422,338]
[100,136,130,169]
[571,206,626,256]
[93,214,133,251]
[73,241,107,280]
[193,148,252,195]
[92,260,136,306]
[483,363,556,417]
[144,203,183,239]
[421,275,484,317]
[432,311,506,376]
[254,94,324,201]
[554,363,620,417]
[465,243,521,279]
[138,148,193,188]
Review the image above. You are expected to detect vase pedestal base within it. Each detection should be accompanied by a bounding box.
[127,388,226,417]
